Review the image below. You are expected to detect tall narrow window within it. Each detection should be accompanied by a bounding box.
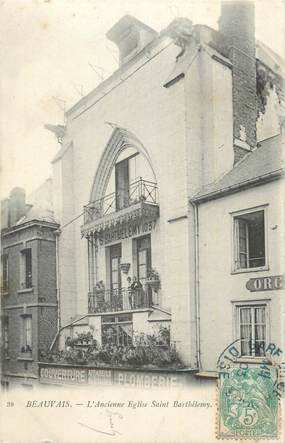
[20,249,32,289]
[108,244,122,310]
[2,254,9,292]
[3,317,9,357]
[110,244,122,291]
[234,209,266,270]
[21,315,32,353]
[137,235,151,285]
[238,305,266,357]
[115,158,129,210]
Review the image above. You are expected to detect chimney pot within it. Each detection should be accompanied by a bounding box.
[106,15,158,66]
[9,187,27,226]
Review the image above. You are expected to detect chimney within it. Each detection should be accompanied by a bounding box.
[107,15,158,67]
[9,187,27,226]
[219,1,257,163]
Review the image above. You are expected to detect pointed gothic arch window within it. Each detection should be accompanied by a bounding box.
[83,127,159,229]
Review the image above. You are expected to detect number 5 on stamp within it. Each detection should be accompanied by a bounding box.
[217,366,279,439]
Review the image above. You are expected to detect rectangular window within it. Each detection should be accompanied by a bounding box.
[101,314,132,346]
[21,316,32,353]
[20,249,32,289]
[115,158,129,210]
[110,244,121,291]
[233,209,266,271]
[2,317,9,357]
[237,305,267,357]
[1,254,9,292]
[137,235,151,285]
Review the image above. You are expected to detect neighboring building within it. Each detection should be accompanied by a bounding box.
[1,185,59,388]
[191,133,284,375]
[48,1,284,372]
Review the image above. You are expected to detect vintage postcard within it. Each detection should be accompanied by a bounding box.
[1,1,284,442]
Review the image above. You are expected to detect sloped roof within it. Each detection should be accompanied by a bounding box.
[192,134,284,203]
[256,40,284,75]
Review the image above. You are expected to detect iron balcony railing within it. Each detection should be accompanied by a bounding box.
[88,285,158,314]
[84,178,158,224]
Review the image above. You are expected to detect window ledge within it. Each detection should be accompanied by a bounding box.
[95,308,152,317]
[17,288,34,294]
[233,357,272,365]
[17,356,34,361]
[1,291,9,296]
[231,265,269,275]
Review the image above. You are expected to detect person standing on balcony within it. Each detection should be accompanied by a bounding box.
[130,276,142,309]
[95,280,105,311]
[127,276,133,309]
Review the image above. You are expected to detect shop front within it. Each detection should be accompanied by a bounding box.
[39,362,197,388]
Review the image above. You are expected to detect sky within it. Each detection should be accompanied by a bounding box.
[0,0,284,200]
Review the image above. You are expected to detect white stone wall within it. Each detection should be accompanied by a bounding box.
[198,180,284,372]
[53,35,236,366]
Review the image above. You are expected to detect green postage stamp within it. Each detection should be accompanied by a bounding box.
[218,365,279,439]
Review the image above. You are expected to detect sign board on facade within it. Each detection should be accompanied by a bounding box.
[99,219,157,245]
[39,364,189,388]
[246,275,284,292]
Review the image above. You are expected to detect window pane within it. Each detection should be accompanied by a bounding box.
[138,264,147,281]
[241,324,251,340]
[255,325,265,341]
[255,307,265,324]
[102,324,116,345]
[255,341,265,356]
[239,253,247,269]
[118,324,132,346]
[240,308,251,324]
[239,305,267,357]
[240,308,252,356]
[241,339,251,356]
[3,319,9,354]
[235,210,265,269]
[139,250,147,266]
[23,316,32,351]
[137,235,151,282]
[102,316,116,323]
[248,211,265,267]
[25,250,32,288]
[115,159,129,210]
[238,220,247,252]
[118,314,132,322]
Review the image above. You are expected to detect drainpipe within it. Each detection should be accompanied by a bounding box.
[49,228,93,352]
[190,200,201,370]
[55,229,61,332]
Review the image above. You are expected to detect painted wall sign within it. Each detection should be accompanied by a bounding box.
[39,364,189,388]
[246,275,284,292]
[114,370,180,388]
[88,368,113,385]
[99,219,157,245]
[40,366,87,384]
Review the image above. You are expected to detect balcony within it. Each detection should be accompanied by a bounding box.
[88,286,159,314]
[82,178,159,235]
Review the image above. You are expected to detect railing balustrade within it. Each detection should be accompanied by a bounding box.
[84,178,158,224]
[88,285,157,313]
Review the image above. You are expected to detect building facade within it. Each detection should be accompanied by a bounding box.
[49,2,284,372]
[191,134,284,375]
[1,185,59,387]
